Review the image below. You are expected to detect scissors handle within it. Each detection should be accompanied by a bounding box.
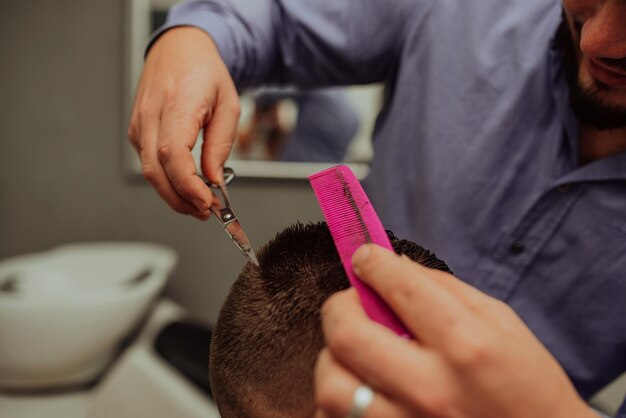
[206,167,235,214]
[205,167,235,189]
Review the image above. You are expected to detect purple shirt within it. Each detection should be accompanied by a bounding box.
[152,0,626,413]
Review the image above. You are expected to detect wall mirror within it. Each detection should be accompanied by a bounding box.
[123,0,381,179]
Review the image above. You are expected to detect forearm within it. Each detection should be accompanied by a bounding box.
[149,0,424,89]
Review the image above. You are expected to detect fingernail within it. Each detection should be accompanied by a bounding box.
[352,245,371,271]
[192,199,208,213]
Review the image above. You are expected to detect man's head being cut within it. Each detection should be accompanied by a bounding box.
[209,221,452,418]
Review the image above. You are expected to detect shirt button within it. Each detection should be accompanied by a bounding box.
[556,184,571,193]
[510,242,525,255]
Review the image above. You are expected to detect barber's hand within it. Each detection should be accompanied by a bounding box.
[314,244,596,418]
[128,27,240,219]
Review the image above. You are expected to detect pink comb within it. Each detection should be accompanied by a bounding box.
[309,165,411,338]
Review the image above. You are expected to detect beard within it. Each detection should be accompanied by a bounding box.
[560,20,626,131]
[569,82,626,131]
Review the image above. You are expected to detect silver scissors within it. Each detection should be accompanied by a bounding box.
[205,167,259,266]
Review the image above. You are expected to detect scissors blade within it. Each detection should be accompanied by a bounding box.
[206,168,259,266]
[223,218,259,266]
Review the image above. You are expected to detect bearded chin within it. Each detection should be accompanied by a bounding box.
[569,82,626,131]
[560,20,626,131]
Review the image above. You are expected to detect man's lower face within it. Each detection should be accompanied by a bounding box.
[564,15,626,130]
[579,55,626,104]
[571,55,626,130]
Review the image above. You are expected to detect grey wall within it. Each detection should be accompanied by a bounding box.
[0,0,323,323]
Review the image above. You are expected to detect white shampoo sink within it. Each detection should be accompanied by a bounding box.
[0,242,177,390]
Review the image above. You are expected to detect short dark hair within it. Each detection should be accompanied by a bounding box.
[209,222,452,418]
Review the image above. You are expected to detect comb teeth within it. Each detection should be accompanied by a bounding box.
[309,165,411,338]
[309,169,370,242]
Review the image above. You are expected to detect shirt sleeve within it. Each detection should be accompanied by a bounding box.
[147,0,428,89]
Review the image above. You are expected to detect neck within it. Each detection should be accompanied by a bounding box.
[578,125,626,164]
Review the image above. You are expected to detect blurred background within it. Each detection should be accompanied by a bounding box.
[0,1,623,417]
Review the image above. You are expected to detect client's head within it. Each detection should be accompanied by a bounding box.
[209,221,451,418]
